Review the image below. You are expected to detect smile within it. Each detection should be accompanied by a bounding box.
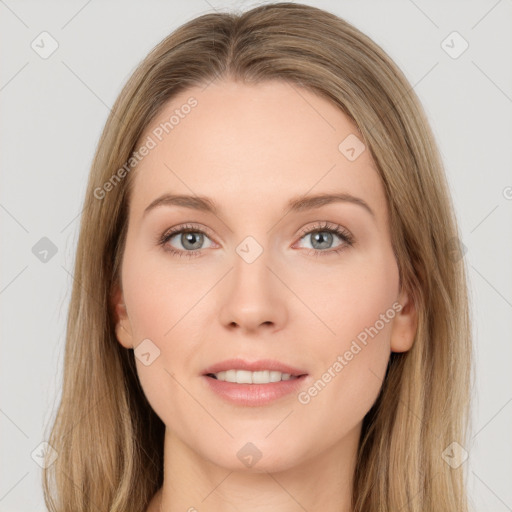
[207,369,300,384]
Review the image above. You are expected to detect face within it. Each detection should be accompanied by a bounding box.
[113,79,417,472]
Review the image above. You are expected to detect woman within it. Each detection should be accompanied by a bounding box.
[42,3,472,511]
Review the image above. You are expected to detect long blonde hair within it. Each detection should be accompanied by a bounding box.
[42,3,473,511]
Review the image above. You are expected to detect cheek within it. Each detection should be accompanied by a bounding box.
[121,241,210,381]
[297,253,399,425]
[121,242,201,342]
[299,245,399,352]
[121,246,208,428]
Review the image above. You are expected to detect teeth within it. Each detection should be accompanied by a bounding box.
[212,370,298,384]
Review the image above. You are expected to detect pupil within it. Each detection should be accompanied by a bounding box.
[183,232,203,250]
[313,231,332,249]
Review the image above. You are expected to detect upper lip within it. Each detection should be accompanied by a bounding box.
[202,358,308,377]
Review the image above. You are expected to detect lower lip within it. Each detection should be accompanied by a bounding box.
[202,374,308,407]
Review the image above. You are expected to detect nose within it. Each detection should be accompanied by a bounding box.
[218,249,288,333]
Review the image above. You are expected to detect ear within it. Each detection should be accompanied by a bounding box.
[390,287,418,353]
[111,283,134,349]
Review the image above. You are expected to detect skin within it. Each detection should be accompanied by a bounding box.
[112,79,417,512]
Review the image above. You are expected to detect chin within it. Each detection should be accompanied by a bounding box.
[199,439,307,474]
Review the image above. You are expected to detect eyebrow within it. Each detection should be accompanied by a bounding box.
[143,192,375,218]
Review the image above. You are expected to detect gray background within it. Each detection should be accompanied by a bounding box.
[1,0,511,510]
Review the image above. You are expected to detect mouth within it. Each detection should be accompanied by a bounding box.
[205,369,306,383]
[201,358,308,406]
[202,358,308,383]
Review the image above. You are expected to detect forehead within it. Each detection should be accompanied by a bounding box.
[129,79,386,223]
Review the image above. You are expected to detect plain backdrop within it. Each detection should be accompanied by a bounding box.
[1,0,511,510]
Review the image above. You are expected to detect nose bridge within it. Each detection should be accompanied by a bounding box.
[231,238,274,306]
[218,235,287,331]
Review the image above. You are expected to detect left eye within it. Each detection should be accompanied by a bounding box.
[296,229,346,251]
[162,229,215,253]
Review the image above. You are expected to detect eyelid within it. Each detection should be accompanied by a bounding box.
[295,221,351,240]
[159,222,216,243]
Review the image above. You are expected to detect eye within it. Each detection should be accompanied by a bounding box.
[158,223,215,258]
[294,221,354,257]
[157,221,354,259]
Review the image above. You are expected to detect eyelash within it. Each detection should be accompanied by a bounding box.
[157,221,355,259]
